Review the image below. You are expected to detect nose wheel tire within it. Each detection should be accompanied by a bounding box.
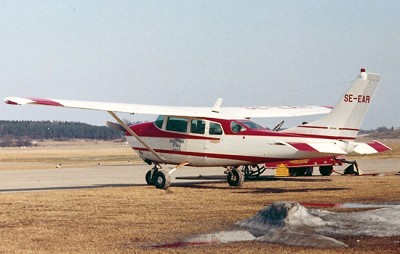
[154,170,171,190]
[227,167,244,186]
[145,170,155,185]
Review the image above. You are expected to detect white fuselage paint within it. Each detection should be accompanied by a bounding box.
[126,129,351,167]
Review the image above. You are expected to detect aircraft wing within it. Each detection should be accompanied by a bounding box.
[4,96,331,119]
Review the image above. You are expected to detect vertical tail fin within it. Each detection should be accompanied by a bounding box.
[283,69,381,140]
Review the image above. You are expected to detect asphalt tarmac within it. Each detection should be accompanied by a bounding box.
[0,158,398,193]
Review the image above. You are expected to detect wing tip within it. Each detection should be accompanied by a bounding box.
[4,97,23,105]
[4,97,64,107]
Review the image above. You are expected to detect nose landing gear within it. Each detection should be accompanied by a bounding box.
[145,162,189,190]
[153,170,171,189]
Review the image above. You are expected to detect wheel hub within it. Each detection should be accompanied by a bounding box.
[157,176,163,185]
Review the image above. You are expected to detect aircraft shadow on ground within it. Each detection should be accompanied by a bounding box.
[172,177,346,194]
[250,176,333,182]
[0,176,335,193]
[236,187,350,194]
[173,183,348,193]
[176,175,333,182]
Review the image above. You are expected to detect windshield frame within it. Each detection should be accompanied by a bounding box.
[237,120,265,130]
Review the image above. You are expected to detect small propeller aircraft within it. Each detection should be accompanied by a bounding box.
[4,69,390,189]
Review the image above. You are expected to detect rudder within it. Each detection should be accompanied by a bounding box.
[283,69,381,140]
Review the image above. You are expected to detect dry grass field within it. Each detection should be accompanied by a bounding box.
[0,139,399,253]
[0,140,139,170]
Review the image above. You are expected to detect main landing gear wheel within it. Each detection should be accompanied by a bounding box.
[305,167,313,176]
[154,170,171,190]
[289,167,304,176]
[319,165,333,176]
[227,167,244,187]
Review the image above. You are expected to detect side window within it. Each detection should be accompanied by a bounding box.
[230,121,246,133]
[190,119,206,134]
[154,115,164,129]
[166,117,188,133]
[209,122,223,135]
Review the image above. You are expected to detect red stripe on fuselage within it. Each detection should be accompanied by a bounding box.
[297,125,328,130]
[298,125,360,132]
[132,147,286,164]
[230,130,356,141]
[339,127,359,131]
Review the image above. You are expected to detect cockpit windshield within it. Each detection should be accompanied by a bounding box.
[237,120,265,130]
[154,115,164,129]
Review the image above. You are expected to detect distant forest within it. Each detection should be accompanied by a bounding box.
[0,120,123,147]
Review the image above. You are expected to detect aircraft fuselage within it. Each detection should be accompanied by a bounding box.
[127,115,353,167]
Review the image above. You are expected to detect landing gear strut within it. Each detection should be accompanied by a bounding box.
[342,160,360,175]
[242,165,267,180]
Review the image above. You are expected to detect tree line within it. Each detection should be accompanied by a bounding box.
[0,120,397,147]
[0,120,123,147]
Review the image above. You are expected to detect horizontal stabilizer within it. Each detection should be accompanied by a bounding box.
[287,142,347,155]
[353,140,391,154]
[284,140,391,155]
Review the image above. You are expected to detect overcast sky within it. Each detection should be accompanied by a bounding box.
[1,1,399,129]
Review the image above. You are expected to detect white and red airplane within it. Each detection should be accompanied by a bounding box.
[4,69,390,189]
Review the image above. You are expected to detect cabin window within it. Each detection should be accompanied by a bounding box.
[209,122,223,135]
[154,115,164,129]
[190,119,206,134]
[166,117,188,133]
[230,121,246,133]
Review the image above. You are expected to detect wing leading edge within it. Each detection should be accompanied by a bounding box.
[4,96,331,119]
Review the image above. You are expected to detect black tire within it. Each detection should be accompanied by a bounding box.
[289,167,306,176]
[297,168,306,176]
[154,170,171,190]
[145,170,155,185]
[289,168,297,176]
[305,167,314,176]
[319,165,333,176]
[227,168,244,186]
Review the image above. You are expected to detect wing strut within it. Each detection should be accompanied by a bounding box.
[107,111,166,162]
